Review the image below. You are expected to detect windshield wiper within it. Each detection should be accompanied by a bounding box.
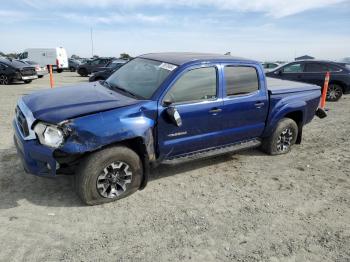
[104,81,140,99]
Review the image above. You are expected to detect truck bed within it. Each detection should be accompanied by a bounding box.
[267,77,321,94]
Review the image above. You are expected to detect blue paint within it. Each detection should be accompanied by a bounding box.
[13,53,322,181]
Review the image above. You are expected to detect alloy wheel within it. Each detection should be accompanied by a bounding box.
[0,75,9,85]
[96,161,132,198]
[276,128,293,152]
[327,84,342,101]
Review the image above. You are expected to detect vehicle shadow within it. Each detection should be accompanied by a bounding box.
[0,147,266,209]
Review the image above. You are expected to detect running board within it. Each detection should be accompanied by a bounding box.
[163,139,261,165]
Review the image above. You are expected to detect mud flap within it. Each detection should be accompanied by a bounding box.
[315,108,327,119]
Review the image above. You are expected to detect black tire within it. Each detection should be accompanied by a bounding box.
[69,67,76,72]
[326,83,343,102]
[38,75,44,78]
[0,74,9,85]
[24,80,32,84]
[75,146,143,205]
[56,69,63,73]
[78,68,88,77]
[261,118,298,155]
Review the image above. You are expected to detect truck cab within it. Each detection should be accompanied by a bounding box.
[13,53,323,205]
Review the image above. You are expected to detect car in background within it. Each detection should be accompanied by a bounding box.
[77,57,114,76]
[266,60,350,101]
[20,60,48,78]
[341,57,350,64]
[89,59,127,82]
[18,47,68,73]
[262,62,281,72]
[0,58,37,85]
[68,58,81,72]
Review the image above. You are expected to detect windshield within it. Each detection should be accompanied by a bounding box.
[106,58,176,99]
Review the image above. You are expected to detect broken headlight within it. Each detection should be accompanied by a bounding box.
[33,122,64,148]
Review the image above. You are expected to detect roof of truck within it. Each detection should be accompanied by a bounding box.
[139,52,254,66]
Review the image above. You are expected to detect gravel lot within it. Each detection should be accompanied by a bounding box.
[0,72,349,261]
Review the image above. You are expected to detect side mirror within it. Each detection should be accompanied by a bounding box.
[275,70,282,75]
[166,107,182,127]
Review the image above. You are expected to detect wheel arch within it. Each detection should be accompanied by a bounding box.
[284,111,303,144]
[329,80,346,93]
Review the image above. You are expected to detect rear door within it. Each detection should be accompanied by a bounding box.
[157,65,224,158]
[219,63,269,144]
[302,62,328,86]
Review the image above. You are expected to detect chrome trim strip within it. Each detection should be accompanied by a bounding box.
[16,97,36,140]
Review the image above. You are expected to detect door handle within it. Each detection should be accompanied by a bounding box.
[209,108,222,114]
[254,102,265,108]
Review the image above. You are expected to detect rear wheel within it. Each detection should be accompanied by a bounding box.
[0,74,9,85]
[24,80,32,84]
[326,83,343,101]
[75,146,143,205]
[261,118,298,155]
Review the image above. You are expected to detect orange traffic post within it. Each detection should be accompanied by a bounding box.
[49,65,54,88]
[320,71,330,109]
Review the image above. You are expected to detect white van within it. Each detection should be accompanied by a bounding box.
[19,47,68,73]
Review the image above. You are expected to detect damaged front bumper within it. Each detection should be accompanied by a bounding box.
[13,120,59,177]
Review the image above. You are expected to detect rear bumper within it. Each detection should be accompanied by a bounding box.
[13,120,57,177]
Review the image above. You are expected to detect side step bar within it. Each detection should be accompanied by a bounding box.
[163,139,261,165]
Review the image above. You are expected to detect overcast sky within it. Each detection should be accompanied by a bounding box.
[1,0,350,61]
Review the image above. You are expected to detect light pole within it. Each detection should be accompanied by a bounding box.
[90,27,94,57]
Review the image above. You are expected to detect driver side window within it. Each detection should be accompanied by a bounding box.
[164,67,217,104]
[282,63,303,73]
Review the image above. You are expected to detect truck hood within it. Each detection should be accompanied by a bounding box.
[22,82,140,123]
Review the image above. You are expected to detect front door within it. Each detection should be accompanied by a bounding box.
[157,65,223,158]
[279,62,304,82]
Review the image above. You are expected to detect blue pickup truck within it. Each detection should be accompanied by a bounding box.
[13,53,325,205]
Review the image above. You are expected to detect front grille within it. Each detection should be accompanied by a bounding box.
[15,106,29,137]
[21,67,36,76]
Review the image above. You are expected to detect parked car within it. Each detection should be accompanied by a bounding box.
[13,52,325,205]
[266,60,350,101]
[0,58,37,85]
[68,58,81,72]
[18,47,68,73]
[89,59,127,82]
[262,62,281,72]
[77,57,114,76]
[20,60,48,78]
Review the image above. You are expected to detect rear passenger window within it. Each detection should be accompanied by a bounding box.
[164,67,217,103]
[328,64,342,72]
[224,66,259,96]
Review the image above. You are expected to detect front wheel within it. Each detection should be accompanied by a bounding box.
[326,84,343,102]
[75,146,143,205]
[261,118,298,155]
[78,68,88,77]
[0,74,9,85]
[56,69,63,73]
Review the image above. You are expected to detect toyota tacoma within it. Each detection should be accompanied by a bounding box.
[13,53,326,205]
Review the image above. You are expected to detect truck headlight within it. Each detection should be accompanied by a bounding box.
[34,122,64,148]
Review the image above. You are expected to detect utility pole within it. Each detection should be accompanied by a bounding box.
[90,27,94,57]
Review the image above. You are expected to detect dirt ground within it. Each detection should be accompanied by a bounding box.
[0,72,349,262]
